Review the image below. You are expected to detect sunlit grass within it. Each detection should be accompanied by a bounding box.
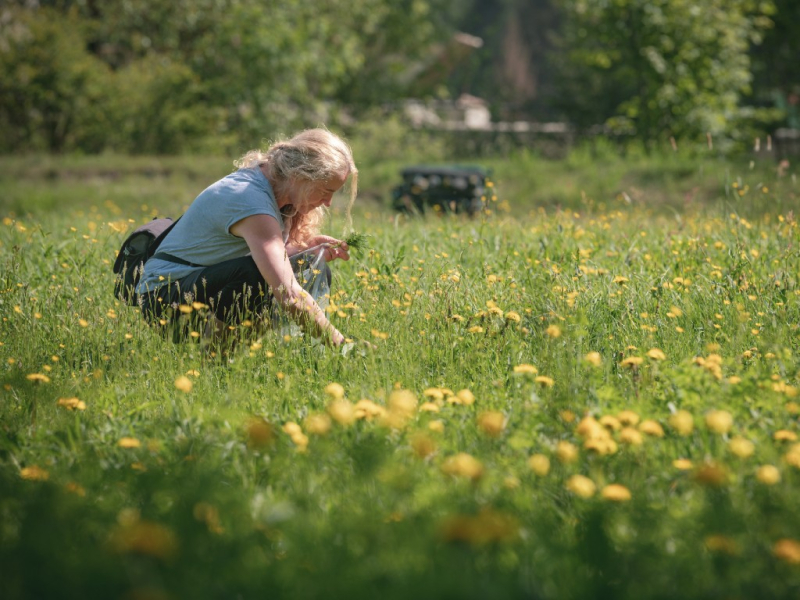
[2,154,800,599]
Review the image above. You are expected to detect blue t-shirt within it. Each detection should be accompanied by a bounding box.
[137,167,284,294]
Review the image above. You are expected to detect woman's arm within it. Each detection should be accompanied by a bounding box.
[285,235,351,262]
[231,214,346,346]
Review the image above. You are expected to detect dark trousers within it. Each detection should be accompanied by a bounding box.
[140,253,332,332]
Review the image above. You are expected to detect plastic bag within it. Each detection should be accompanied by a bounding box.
[270,244,331,337]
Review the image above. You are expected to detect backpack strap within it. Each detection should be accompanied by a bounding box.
[151,252,204,268]
[148,216,203,268]
[149,217,180,253]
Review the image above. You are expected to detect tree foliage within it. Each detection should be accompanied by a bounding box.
[549,0,777,143]
[0,0,446,153]
[0,0,797,152]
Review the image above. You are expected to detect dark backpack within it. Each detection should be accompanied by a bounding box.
[112,217,179,304]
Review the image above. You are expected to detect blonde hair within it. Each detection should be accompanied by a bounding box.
[235,128,358,245]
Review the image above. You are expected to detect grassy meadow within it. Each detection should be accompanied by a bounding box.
[2,147,800,599]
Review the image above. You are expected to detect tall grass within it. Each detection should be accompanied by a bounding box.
[1,149,800,599]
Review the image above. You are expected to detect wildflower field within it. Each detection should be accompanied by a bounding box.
[2,152,800,599]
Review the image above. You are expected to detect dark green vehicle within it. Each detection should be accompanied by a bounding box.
[391,165,490,215]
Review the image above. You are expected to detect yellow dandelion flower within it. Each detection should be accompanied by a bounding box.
[118,437,141,449]
[505,311,521,322]
[388,389,417,417]
[428,419,445,433]
[566,474,596,498]
[639,420,665,438]
[613,276,629,284]
[705,410,733,434]
[584,351,602,367]
[410,432,437,458]
[477,411,505,437]
[78,319,89,327]
[246,418,275,448]
[324,382,345,400]
[601,484,631,502]
[65,482,86,496]
[57,397,86,411]
[528,454,550,476]
[282,421,302,436]
[513,364,538,375]
[756,465,781,485]
[304,413,332,436]
[784,445,800,469]
[546,325,562,338]
[441,453,484,480]
[456,389,475,405]
[488,306,504,317]
[619,427,643,446]
[617,410,640,426]
[419,402,440,413]
[353,399,386,420]
[646,348,666,361]
[774,430,798,442]
[620,356,643,368]
[174,375,193,393]
[26,373,51,383]
[728,437,755,458]
[669,410,694,436]
[327,400,355,425]
[20,466,49,481]
[423,388,445,401]
[575,416,604,439]
[599,415,621,431]
[774,539,800,564]
[290,431,309,451]
[584,437,618,456]
[560,410,576,423]
[556,440,579,463]
[693,462,729,487]
[467,326,484,334]
[534,375,555,387]
[673,458,694,470]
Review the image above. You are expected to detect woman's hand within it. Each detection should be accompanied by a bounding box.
[307,235,350,262]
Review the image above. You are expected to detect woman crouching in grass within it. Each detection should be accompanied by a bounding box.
[136,128,357,347]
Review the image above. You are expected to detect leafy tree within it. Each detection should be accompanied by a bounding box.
[0,7,113,152]
[751,0,800,128]
[550,0,776,144]
[0,0,449,153]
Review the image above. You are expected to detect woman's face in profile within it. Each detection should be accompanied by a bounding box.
[297,171,348,214]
